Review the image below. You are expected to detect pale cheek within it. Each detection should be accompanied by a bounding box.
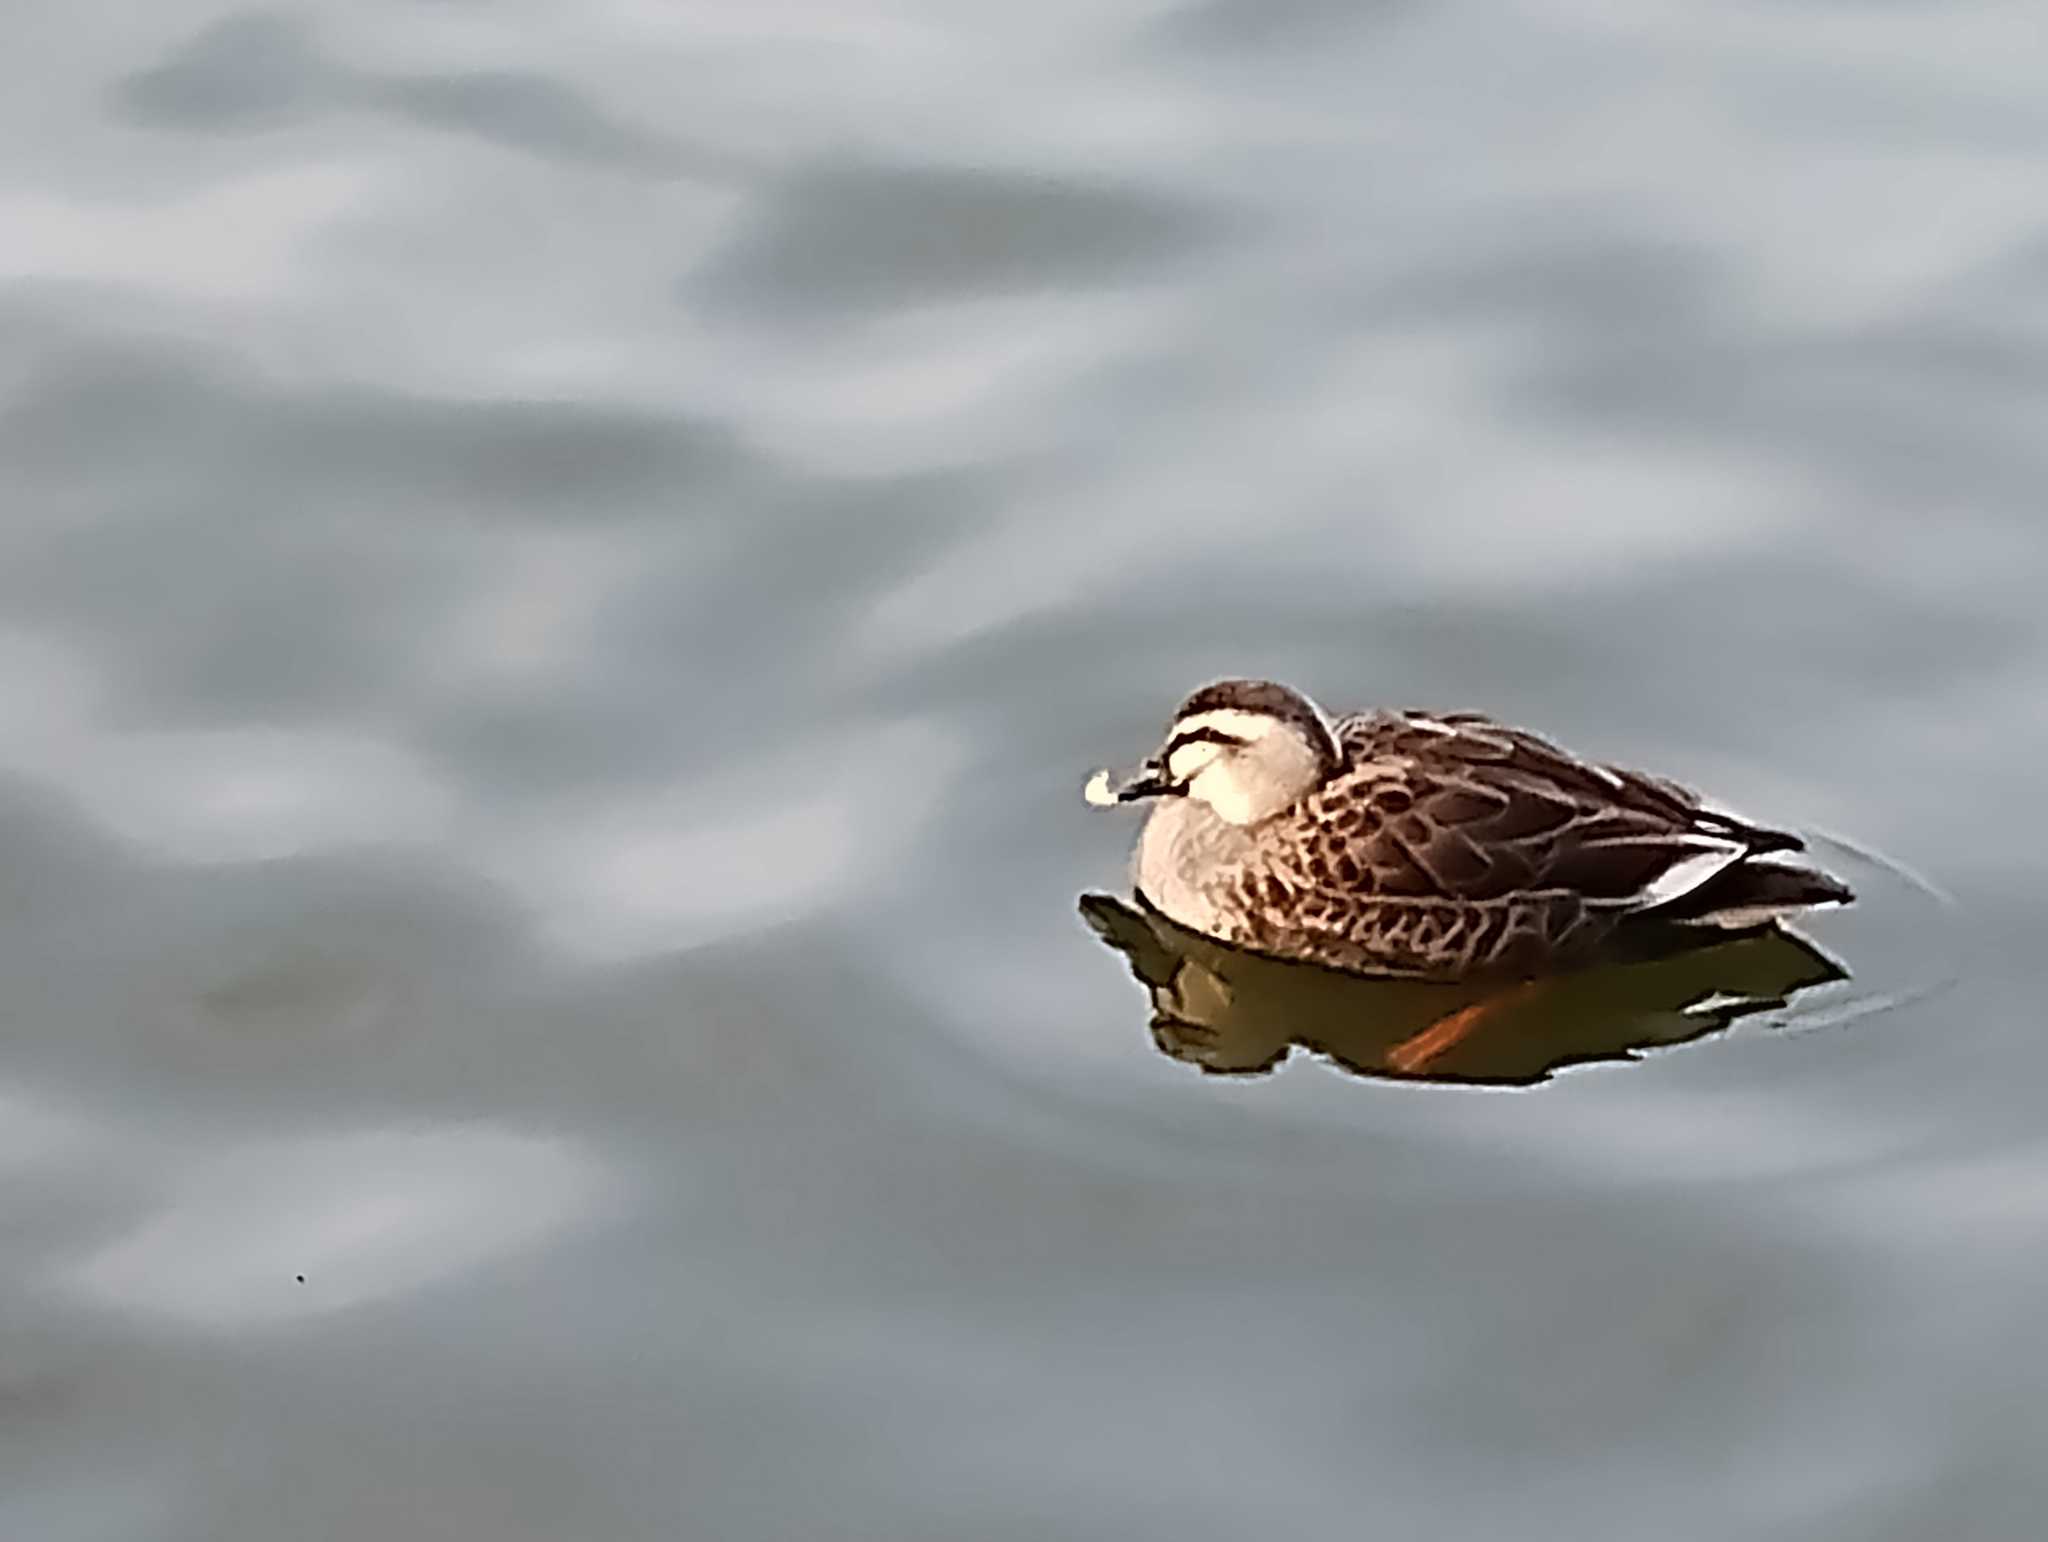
[1190,765,1254,825]
[1211,790,1254,825]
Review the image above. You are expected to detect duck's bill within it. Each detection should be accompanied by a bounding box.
[1083,760,1183,807]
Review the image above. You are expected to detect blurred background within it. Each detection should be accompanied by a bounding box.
[2,3,2043,1538]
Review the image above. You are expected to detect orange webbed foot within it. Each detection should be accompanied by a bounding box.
[1384,980,1542,1075]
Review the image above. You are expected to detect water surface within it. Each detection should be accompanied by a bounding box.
[3,3,2044,1539]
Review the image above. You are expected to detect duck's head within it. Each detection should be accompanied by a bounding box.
[1084,679,1342,826]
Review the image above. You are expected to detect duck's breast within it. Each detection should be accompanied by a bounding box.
[1135,799,1256,937]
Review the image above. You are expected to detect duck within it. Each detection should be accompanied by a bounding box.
[1084,678,1852,982]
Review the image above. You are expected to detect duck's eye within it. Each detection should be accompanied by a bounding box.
[1164,727,1249,782]
[1166,727,1251,755]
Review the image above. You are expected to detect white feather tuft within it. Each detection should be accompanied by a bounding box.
[1633,840,1747,910]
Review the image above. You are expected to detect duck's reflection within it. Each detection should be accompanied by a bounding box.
[1080,893,1846,1086]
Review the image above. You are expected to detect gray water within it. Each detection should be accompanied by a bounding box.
[3,4,2044,1539]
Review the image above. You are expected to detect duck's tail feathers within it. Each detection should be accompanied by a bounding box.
[1660,858,1854,929]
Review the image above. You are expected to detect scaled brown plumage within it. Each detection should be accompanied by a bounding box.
[1187,709,1848,978]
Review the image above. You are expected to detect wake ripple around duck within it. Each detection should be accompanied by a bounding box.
[1770,828,1962,1036]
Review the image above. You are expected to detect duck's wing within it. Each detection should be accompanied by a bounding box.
[1302,710,1804,915]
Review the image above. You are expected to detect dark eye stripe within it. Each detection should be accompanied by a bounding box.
[1166,726,1250,756]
